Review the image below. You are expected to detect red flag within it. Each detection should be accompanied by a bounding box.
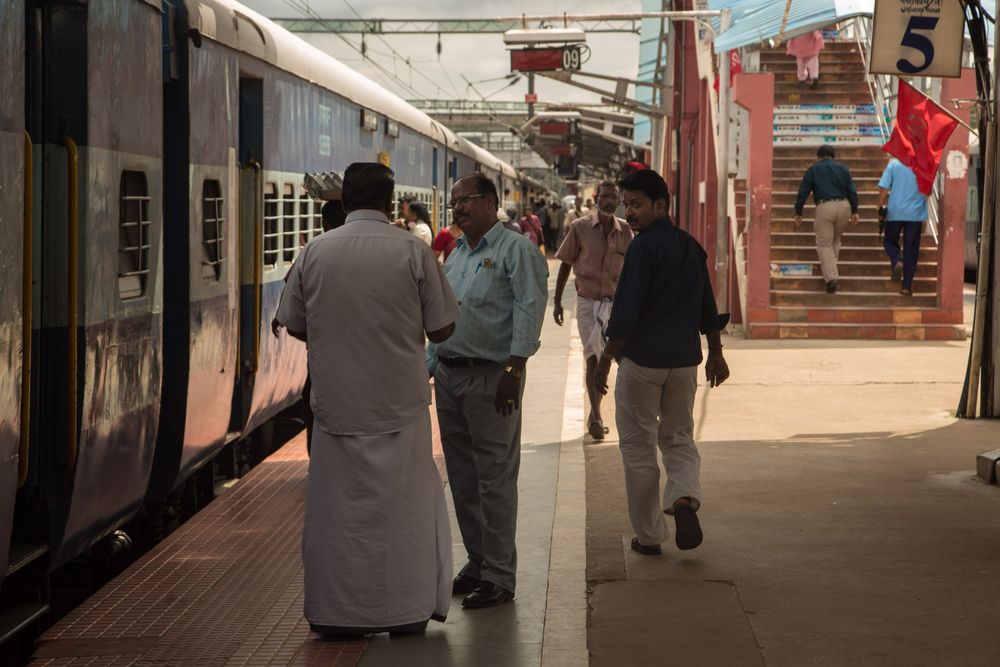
[713,49,742,94]
[882,80,959,194]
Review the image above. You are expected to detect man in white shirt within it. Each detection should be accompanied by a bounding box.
[277,162,460,638]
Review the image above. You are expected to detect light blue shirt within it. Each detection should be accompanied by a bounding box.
[879,159,927,222]
[426,222,548,374]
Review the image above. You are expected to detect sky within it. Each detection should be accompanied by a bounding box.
[240,0,643,106]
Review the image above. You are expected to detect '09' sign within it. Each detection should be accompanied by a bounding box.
[869,0,964,78]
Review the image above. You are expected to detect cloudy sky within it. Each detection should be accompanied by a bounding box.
[240,0,643,106]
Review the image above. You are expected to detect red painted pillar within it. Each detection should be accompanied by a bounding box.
[732,72,776,326]
[939,68,976,315]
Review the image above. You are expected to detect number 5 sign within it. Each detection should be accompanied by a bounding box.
[870,0,964,78]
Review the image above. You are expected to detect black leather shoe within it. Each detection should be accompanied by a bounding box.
[673,505,703,551]
[826,279,837,294]
[461,581,514,608]
[452,573,481,596]
[388,619,428,637]
[630,537,662,555]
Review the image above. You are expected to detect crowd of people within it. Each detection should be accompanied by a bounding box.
[274,161,730,639]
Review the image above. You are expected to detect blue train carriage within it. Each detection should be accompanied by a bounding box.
[178,1,503,444]
[22,0,165,573]
[0,0,26,588]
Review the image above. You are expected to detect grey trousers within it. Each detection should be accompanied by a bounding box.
[434,363,524,592]
[615,359,701,546]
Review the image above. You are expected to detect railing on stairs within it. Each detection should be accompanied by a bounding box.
[850,17,940,244]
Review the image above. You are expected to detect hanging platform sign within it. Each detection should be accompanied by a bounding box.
[869,0,964,78]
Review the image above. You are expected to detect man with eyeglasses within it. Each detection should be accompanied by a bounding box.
[427,173,548,609]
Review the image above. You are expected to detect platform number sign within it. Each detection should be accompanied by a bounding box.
[562,46,581,71]
[870,0,964,78]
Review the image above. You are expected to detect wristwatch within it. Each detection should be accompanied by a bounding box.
[504,365,524,380]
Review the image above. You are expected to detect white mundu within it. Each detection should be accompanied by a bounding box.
[277,209,460,630]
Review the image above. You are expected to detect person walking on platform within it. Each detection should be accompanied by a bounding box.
[594,169,730,556]
[877,158,926,297]
[428,173,548,609]
[794,145,860,294]
[786,29,824,88]
[276,162,459,638]
[553,180,633,441]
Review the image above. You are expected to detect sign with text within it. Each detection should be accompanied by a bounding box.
[870,0,964,78]
[511,46,581,73]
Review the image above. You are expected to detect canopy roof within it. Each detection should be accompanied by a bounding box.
[709,0,874,53]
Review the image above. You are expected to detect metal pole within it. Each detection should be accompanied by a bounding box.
[714,9,731,314]
[527,72,535,119]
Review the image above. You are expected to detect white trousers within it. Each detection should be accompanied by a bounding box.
[615,359,702,546]
[796,54,819,81]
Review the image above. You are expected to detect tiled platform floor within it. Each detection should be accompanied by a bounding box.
[32,435,368,667]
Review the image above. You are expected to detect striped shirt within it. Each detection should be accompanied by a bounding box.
[277,210,459,435]
[427,222,548,373]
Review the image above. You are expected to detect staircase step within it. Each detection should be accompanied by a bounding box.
[774,125,884,137]
[774,113,880,126]
[747,320,966,340]
[778,94,879,106]
[770,231,932,248]
[771,177,883,189]
[771,290,937,307]
[769,260,938,277]
[774,136,885,146]
[771,247,939,262]
[771,275,936,292]
[775,104,877,114]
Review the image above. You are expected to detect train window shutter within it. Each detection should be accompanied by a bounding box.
[118,170,151,299]
[282,183,296,263]
[201,180,225,281]
[263,182,279,268]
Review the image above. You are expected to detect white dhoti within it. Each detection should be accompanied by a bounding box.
[576,295,614,359]
[303,409,452,629]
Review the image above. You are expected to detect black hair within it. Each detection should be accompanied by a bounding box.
[321,199,347,232]
[342,162,395,214]
[457,172,499,208]
[597,180,620,194]
[817,145,836,159]
[409,201,431,225]
[619,169,671,208]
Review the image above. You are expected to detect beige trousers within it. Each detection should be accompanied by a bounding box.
[814,199,851,282]
[615,359,701,546]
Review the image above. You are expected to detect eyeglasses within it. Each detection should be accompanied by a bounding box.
[446,193,487,210]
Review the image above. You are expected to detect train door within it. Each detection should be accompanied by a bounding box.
[0,0,26,590]
[233,76,264,432]
[23,0,165,571]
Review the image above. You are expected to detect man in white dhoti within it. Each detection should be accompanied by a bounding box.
[276,162,460,637]
[552,181,633,441]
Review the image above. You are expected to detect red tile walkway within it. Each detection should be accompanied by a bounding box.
[31,433,367,666]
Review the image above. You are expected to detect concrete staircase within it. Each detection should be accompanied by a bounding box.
[747,40,963,340]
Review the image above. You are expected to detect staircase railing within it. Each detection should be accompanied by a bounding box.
[850,17,939,244]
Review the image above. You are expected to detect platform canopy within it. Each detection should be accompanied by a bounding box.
[709,0,874,53]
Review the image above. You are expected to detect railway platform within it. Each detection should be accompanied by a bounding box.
[28,268,1000,666]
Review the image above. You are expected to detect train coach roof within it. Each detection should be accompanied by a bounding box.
[182,0,515,174]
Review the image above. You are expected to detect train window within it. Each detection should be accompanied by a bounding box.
[298,192,312,247]
[282,184,296,263]
[118,171,151,300]
[263,183,279,267]
[201,180,225,281]
[311,200,324,238]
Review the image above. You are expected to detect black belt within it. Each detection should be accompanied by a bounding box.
[816,197,847,204]
[437,356,499,368]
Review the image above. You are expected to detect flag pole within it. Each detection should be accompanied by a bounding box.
[899,78,979,135]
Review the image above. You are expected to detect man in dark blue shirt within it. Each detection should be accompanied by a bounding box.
[594,169,730,556]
